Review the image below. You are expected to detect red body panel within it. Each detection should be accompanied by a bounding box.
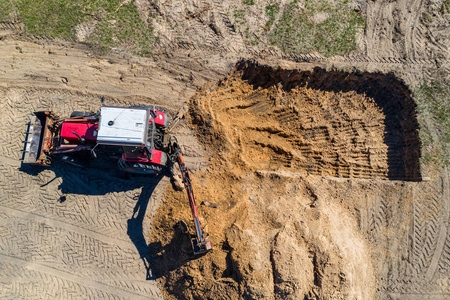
[122,149,164,165]
[150,109,167,127]
[61,122,98,143]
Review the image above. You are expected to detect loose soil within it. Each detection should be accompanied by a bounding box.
[149,61,447,299]
[0,0,449,299]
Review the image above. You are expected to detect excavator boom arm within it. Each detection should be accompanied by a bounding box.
[176,154,204,242]
[170,140,212,255]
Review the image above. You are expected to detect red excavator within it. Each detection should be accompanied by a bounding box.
[22,105,212,255]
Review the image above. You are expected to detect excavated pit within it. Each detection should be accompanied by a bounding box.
[151,61,423,300]
[192,60,421,181]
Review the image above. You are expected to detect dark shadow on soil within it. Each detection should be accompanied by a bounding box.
[19,161,203,281]
[128,183,164,280]
[19,157,158,196]
[19,161,173,280]
[235,60,421,181]
[147,226,198,279]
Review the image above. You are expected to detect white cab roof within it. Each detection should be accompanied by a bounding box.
[97,107,149,146]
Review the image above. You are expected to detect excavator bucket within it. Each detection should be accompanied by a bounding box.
[22,111,55,165]
[192,235,212,255]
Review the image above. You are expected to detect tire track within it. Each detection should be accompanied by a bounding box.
[0,162,137,236]
[285,52,446,66]
[0,205,135,250]
[405,0,424,59]
[0,254,158,299]
[433,168,450,276]
[0,85,167,298]
[0,158,163,298]
[0,21,22,37]
[359,172,448,297]
[212,0,247,53]
[411,180,443,276]
[381,175,447,295]
[367,191,390,244]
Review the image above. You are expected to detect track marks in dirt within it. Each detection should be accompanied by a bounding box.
[0,155,164,297]
[146,0,251,54]
[191,61,421,180]
[435,169,450,276]
[0,256,153,300]
[365,0,449,63]
[0,86,168,298]
[311,174,450,298]
[148,1,224,52]
[411,188,442,275]
[360,172,450,297]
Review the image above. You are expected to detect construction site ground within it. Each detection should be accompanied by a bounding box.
[0,1,449,299]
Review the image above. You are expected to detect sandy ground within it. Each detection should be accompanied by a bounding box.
[150,61,449,300]
[0,0,449,299]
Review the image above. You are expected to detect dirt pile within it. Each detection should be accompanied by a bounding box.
[149,61,424,299]
[150,170,377,299]
[192,60,421,181]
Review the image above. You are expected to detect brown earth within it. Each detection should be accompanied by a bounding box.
[0,0,449,299]
[192,61,421,181]
[149,61,447,299]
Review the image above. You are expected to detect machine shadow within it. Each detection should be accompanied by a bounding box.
[20,162,178,280]
[147,228,197,279]
[127,183,165,280]
[237,60,422,181]
[20,161,158,196]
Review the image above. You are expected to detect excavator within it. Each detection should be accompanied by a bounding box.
[22,104,212,255]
